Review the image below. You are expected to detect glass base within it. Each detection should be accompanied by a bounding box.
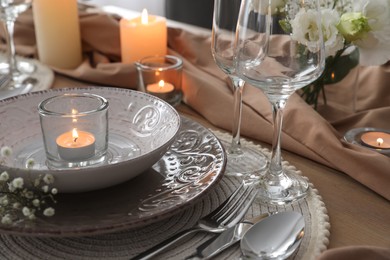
[0,60,37,75]
[222,140,268,177]
[255,170,309,205]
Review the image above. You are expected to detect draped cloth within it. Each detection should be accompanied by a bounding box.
[3,10,389,200]
[2,8,389,260]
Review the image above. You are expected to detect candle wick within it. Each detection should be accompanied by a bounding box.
[74,137,78,143]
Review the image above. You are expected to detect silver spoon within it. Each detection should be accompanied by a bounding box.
[240,211,305,259]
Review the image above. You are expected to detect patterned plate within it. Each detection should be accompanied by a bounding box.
[0,116,226,236]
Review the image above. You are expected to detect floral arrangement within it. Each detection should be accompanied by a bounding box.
[253,0,390,108]
[289,0,390,108]
[0,146,57,225]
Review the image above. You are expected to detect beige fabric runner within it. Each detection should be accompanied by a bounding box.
[2,10,389,199]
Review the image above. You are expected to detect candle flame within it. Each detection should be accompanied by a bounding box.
[377,138,384,147]
[141,9,148,25]
[158,80,165,88]
[72,128,79,143]
[72,109,78,123]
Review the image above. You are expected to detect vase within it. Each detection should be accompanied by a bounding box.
[300,46,359,115]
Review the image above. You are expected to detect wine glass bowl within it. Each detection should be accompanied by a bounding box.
[235,0,325,204]
[0,0,36,91]
[212,0,267,176]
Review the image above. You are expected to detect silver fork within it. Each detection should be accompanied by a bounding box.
[131,183,258,260]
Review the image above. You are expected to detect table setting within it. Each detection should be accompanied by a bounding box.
[0,0,389,259]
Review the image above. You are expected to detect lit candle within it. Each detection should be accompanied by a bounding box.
[56,128,96,161]
[120,9,167,63]
[146,80,175,100]
[360,131,390,149]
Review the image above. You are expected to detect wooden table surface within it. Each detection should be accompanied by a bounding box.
[52,74,390,250]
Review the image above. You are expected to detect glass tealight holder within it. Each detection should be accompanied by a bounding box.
[38,93,109,169]
[136,55,183,106]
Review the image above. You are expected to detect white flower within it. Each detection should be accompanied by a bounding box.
[43,174,54,185]
[22,207,32,217]
[1,214,12,225]
[43,207,55,217]
[0,171,9,182]
[42,185,49,193]
[290,9,323,52]
[26,158,35,169]
[13,202,21,209]
[51,188,58,195]
[32,199,40,207]
[321,9,345,56]
[11,177,24,189]
[351,0,390,65]
[0,195,8,206]
[0,146,12,157]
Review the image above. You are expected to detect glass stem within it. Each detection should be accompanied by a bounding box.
[228,75,245,154]
[4,19,18,75]
[270,99,287,176]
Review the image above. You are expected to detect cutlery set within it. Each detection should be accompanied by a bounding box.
[132,183,305,260]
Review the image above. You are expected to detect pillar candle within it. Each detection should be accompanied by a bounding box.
[120,9,167,64]
[33,0,82,69]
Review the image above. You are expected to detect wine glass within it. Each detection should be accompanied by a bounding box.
[212,0,267,176]
[0,0,36,91]
[235,0,325,204]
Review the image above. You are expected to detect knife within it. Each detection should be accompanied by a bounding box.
[186,213,270,260]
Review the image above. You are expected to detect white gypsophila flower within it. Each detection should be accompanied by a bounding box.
[26,158,35,169]
[352,0,390,65]
[290,9,322,52]
[32,199,40,207]
[13,202,21,209]
[51,188,58,195]
[43,207,55,217]
[11,177,24,189]
[42,185,49,193]
[24,190,34,199]
[321,9,345,56]
[0,146,12,157]
[43,174,54,185]
[0,195,8,206]
[0,171,9,182]
[22,207,31,217]
[1,214,12,225]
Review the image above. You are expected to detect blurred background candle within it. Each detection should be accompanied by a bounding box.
[361,131,390,149]
[33,0,82,69]
[136,55,182,106]
[120,9,167,63]
[146,80,175,100]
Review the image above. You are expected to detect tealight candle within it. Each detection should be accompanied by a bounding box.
[120,9,167,63]
[56,128,96,161]
[146,80,175,97]
[136,55,183,106]
[360,132,390,149]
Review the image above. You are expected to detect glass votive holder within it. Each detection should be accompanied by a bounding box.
[38,93,109,169]
[136,55,183,106]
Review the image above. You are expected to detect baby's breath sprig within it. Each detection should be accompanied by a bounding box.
[0,146,57,225]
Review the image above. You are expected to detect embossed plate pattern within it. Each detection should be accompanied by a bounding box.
[0,115,226,236]
[0,87,181,192]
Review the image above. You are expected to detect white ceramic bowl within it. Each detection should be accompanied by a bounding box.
[0,87,181,193]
